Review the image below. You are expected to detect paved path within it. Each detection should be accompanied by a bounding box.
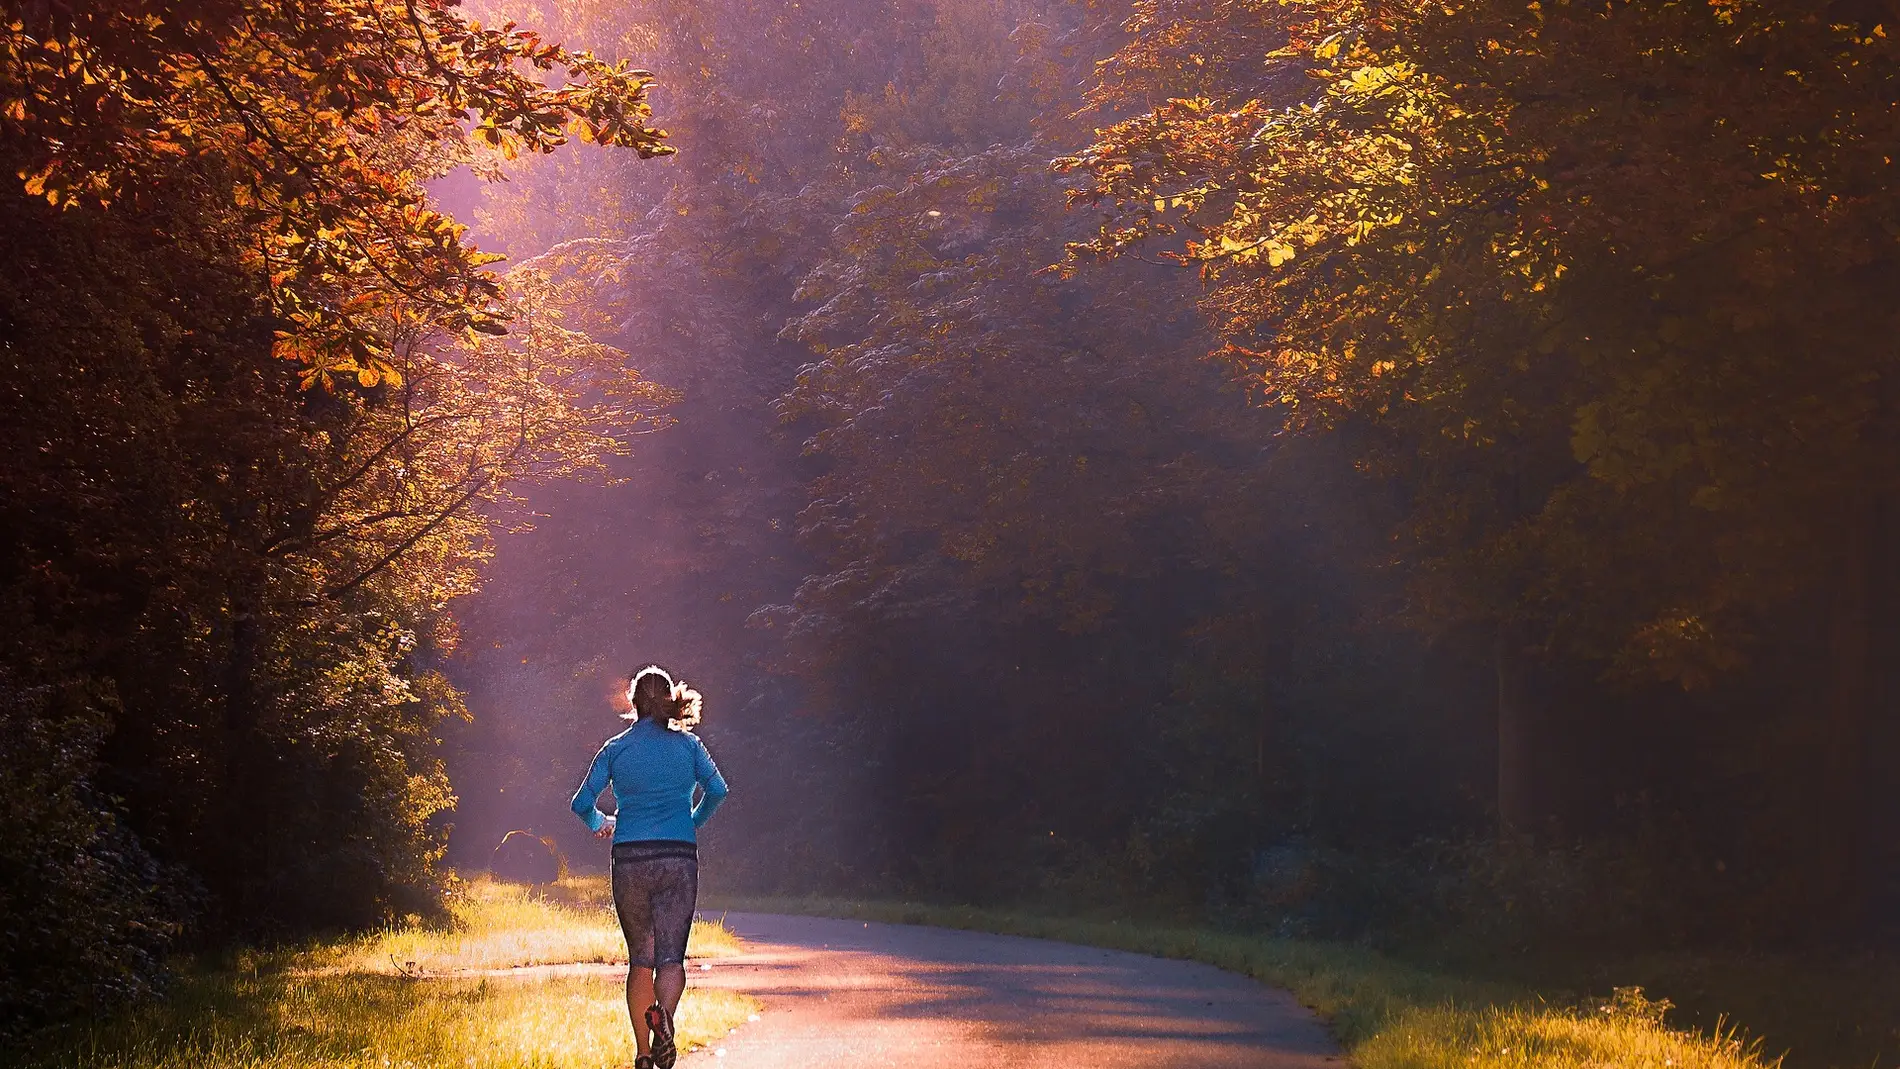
[681,913,1343,1069]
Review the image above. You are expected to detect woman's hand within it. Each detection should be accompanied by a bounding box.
[595,815,617,840]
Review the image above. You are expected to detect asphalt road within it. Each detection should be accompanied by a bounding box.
[681,913,1344,1069]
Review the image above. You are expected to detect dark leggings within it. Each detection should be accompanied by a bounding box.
[611,840,699,967]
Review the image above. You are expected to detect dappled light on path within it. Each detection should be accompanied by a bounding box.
[688,913,1342,1069]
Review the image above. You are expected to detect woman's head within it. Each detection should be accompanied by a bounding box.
[624,665,703,731]
[628,666,674,715]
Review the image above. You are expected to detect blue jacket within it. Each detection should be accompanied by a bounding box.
[570,718,729,843]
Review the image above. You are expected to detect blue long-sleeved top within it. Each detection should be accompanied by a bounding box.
[570,718,729,843]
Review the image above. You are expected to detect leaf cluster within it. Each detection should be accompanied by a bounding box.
[2,0,672,387]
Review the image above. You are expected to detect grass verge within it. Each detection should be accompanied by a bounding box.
[701,896,1780,1069]
[315,874,742,974]
[14,879,758,1069]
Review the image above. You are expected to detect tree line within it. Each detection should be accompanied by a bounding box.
[0,0,674,1031]
[445,0,1900,956]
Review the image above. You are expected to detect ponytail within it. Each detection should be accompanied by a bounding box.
[670,683,703,731]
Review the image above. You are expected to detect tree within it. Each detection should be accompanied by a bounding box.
[0,0,680,1016]
[2,0,671,386]
[273,267,676,607]
[1060,0,1900,902]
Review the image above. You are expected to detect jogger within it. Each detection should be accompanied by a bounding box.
[572,665,729,1069]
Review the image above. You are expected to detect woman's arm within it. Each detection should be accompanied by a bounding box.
[570,742,616,833]
[690,738,730,828]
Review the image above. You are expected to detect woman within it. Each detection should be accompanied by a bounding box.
[571,665,730,1069]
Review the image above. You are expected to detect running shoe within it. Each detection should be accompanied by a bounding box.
[645,1003,677,1069]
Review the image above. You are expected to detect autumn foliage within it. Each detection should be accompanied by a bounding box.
[3,0,670,386]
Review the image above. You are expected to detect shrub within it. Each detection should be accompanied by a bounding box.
[0,672,184,1036]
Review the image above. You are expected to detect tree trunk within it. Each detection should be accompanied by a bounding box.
[1496,625,1536,838]
[1873,489,1900,937]
[1820,501,1876,931]
[1255,698,1274,809]
[215,582,265,931]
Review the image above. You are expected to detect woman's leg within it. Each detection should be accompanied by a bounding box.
[612,857,661,1059]
[644,856,700,1068]
[654,962,686,1017]
[648,856,699,1006]
[627,967,656,1055]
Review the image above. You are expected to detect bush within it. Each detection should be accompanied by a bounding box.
[1231,828,1766,955]
[0,672,184,1037]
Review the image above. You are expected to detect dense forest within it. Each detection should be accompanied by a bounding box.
[4,0,1898,1037]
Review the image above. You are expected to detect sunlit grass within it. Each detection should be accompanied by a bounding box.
[320,875,743,975]
[29,971,758,1069]
[1357,999,1772,1069]
[542,872,617,909]
[14,880,759,1069]
[705,896,1783,1069]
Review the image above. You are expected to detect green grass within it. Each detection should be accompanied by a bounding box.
[14,879,759,1069]
[702,896,1786,1069]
